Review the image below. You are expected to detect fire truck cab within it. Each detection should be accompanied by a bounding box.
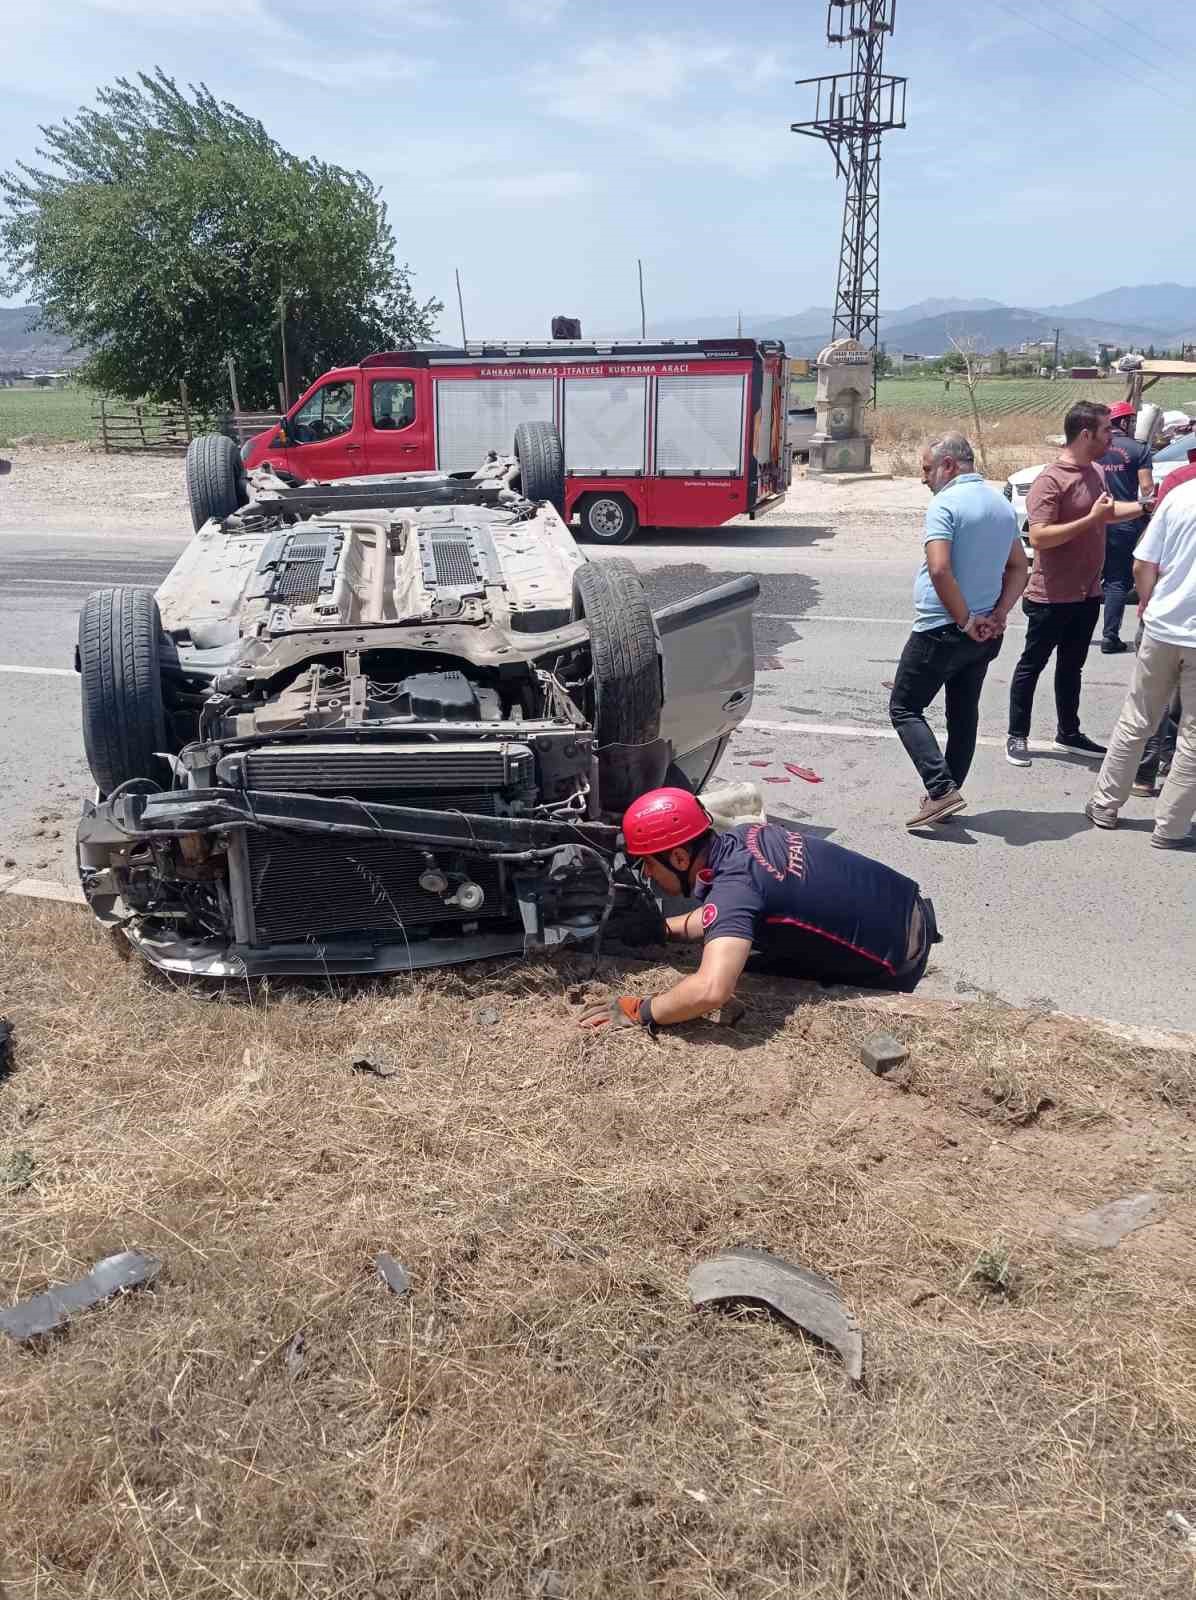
[241,339,790,543]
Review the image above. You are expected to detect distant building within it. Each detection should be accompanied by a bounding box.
[1069,367,1100,380]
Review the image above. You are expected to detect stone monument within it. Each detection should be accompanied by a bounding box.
[807,337,874,475]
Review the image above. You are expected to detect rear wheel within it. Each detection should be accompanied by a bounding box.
[185,433,246,531]
[78,586,168,794]
[513,420,565,517]
[572,559,661,748]
[579,492,638,545]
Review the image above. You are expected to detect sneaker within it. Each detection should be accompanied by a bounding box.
[1056,732,1107,756]
[906,789,966,830]
[1100,639,1129,655]
[1151,832,1194,851]
[1131,778,1156,797]
[1006,735,1032,767]
[1084,801,1118,830]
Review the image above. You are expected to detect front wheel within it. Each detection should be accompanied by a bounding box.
[78,586,168,794]
[578,492,638,545]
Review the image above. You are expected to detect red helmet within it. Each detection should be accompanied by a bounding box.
[1107,401,1135,422]
[622,788,711,857]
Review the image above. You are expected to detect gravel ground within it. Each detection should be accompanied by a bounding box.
[0,442,930,540]
[0,443,189,532]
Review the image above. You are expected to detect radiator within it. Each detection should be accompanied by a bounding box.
[245,814,506,945]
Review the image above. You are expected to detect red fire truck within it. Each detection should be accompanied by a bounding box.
[241,339,790,543]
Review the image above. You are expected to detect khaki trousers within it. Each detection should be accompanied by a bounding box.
[1091,633,1196,840]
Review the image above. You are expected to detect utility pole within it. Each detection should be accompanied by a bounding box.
[792,0,907,402]
[455,269,468,346]
[1052,326,1061,380]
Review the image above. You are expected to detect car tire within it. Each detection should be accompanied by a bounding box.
[185,432,247,531]
[578,492,638,545]
[78,586,168,795]
[572,559,662,747]
[513,420,565,517]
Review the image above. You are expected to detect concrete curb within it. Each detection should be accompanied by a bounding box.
[3,878,1193,1052]
[1,876,86,906]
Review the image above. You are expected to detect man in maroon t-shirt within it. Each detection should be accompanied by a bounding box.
[1006,401,1145,766]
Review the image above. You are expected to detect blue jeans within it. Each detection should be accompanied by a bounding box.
[890,624,1003,798]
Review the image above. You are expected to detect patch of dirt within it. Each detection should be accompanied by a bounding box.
[0,442,188,532]
[2,900,1195,1598]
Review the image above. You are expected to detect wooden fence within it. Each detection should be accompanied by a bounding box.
[94,392,281,455]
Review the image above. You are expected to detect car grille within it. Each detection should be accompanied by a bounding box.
[246,827,506,945]
[241,742,533,792]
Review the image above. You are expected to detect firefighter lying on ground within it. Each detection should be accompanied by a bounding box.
[580,788,942,1032]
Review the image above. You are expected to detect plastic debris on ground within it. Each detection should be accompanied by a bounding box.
[375,1252,412,1297]
[351,1058,396,1079]
[0,1250,161,1343]
[688,1245,864,1382]
[784,763,822,783]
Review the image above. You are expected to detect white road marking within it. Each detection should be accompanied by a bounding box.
[0,663,75,678]
[743,717,1045,754]
[758,612,1027,630]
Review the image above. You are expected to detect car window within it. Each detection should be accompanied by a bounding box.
[291,380,355,443]
[371,379,416,431]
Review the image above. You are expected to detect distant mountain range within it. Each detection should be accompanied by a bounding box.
[621,283,1196,360]
[0,306,83,370]
[5,284,1196,372]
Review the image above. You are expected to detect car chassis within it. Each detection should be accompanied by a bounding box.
[75,429,758,978]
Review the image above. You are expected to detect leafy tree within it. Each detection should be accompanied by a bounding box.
[874,348,893,379]
[0,70,441,409]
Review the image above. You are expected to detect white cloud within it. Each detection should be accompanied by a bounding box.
[532,36,736,121]
[504,0,568,20]
[270,52,422,91]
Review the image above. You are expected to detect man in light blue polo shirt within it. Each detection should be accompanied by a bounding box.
[889,433,1029,829]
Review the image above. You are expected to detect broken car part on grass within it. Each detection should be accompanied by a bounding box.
[688,1246,864,1382]
[0,1250,161,1343]
[74,425,758,979]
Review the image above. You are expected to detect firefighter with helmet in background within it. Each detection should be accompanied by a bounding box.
[580,788,943,1032]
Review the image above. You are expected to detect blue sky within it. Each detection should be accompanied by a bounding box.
[2,0,1194,333]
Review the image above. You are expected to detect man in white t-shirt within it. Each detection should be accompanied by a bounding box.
[1085,479,1196,847]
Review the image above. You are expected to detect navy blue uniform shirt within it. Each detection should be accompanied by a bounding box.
[1099,434,1152,536]
[694,823,923,987]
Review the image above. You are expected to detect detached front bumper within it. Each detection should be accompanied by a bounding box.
[78,788,627,978]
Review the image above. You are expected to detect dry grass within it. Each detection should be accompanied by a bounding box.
[870,407,1059,482]
[3,900,1196,1599]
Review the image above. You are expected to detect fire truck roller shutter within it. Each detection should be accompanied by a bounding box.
[435,379,555,473]
[563,376,648,474]
[654,374,746,475]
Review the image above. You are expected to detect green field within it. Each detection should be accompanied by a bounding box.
[0,384,99,445]
[791,375,1196,420]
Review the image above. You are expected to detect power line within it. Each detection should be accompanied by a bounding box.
[991,0,1163,95]
[1048,0,1174,81]
[1079,0,1178,65]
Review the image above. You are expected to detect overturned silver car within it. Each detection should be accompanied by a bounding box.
[76,423,758,976]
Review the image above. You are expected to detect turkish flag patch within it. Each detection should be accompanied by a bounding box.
[702,904,719,929]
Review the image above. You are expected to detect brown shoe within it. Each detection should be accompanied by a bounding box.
[906,789,966,829]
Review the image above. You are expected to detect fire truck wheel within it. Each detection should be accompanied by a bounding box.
[513,420,565,517]
[572,558,661,747]
[578,492,638,545]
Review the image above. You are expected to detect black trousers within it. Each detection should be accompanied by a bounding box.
[1008,597,1101,739]
[889,624,1002,798]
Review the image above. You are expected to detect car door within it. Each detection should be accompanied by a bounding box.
[654,574,759,791]
[283,378,362,479]
[363,375,434,474]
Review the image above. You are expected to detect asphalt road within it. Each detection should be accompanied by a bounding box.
[1,515,1192,1032]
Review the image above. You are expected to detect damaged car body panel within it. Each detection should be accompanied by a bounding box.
[75,426,758,977]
